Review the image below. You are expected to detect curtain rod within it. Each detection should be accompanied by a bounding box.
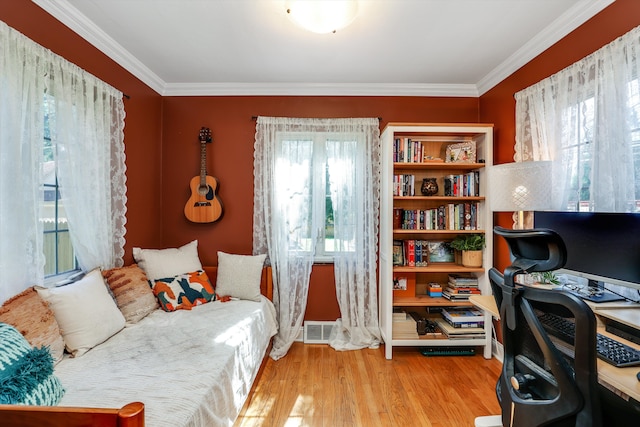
[251,116,382,121]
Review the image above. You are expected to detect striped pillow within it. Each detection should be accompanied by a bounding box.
[0,288,65,365]
[102,264,159,324]
[0,322,65,405]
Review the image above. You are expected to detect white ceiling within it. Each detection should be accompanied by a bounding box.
[33,0,614,96]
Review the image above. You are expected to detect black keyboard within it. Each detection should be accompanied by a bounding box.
[537,312,640,368]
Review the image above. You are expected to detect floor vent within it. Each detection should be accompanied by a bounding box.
[303,321,336,344]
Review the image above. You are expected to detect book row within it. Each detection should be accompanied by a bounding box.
[443,171,480,197]
[391,314,485,339]
[393,174,416,196]
[392,172,480,198]
[391,308,486,339]
[393,202,481,231]
[393,137,433,163]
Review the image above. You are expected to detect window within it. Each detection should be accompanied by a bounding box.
[277,134,350,262]
[0,21,126,303]
[558,82,640,212]
[253,116,381,357]
[42,97,77,277]
[515,24,640,215]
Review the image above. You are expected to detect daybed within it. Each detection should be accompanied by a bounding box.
[0,245,277,427]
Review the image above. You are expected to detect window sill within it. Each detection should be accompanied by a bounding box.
[43,269,83,287]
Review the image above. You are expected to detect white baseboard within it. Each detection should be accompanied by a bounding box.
[492,338,504,362]
[295,326,304,342]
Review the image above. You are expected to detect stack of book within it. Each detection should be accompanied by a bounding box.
[392,311,419,339]
[435,317,485,340]
[441,308,484,329]
[443,274,481,300]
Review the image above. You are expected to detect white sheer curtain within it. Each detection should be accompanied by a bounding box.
[515,23,640,212]
[49,63,127,272]
[0,21,47,302]
[254,117,319,360]
[0,21,126,303]
[253,117,381,359]
[326,121,382,351]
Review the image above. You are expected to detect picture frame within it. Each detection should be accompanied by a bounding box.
[427,241,455,263]
[445,141,476,163]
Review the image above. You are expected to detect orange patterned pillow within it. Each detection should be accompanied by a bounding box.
[149,270,216,312]
[0,287,65,364]
[102,264,159,324]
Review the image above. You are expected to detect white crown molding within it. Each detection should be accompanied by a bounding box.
[33,0,613,98]
[476,0,614,95]
[162,82,479,97]
[32,0,165,95]
[29,0,477,97]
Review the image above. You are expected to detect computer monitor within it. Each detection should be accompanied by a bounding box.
[533,211,640,292]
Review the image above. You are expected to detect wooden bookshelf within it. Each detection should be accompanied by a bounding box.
[379,123,494,359]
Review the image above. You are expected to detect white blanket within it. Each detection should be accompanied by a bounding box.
[55,296,277,427]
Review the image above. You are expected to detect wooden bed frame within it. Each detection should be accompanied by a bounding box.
[0,266,274,427]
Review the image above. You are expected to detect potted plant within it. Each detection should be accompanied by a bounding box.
[531,271,560,286]
[450,234,485,267]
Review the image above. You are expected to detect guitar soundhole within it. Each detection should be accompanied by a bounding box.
[198,185,214,200]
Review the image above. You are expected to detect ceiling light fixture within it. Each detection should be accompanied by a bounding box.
[286,0,359,34]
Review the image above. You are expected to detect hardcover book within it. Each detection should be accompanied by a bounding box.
[392,240,404,266]
[442,308,484,323]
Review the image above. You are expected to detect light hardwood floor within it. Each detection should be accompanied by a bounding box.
[235,342,502,427]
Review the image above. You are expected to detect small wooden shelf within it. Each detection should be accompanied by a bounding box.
[393,295,474,307]
[393,264,484,274]
[389,337,487,347]
[393,195,485,202]
[393,229,486,235]
[393,162,485,170]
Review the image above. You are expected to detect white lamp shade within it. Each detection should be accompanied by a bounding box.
[286,0,359,34]
[489,161,553,212]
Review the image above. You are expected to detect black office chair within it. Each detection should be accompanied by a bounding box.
[490,226,601,427]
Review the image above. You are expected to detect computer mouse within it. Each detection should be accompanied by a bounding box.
[637,371,640,381]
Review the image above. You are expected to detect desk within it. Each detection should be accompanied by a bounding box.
[594,307,640,403]
[468,294,640,403]
[469,295,499,318]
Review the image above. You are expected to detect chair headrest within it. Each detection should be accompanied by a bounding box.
[494,226,567,273]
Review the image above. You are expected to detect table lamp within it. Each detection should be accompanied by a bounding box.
[489,161,553,229]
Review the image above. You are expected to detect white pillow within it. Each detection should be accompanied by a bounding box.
[132,240,202,281]
[215,252,266,302]
[36,268,125,357]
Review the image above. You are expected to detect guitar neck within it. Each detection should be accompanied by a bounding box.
[200,141,207,184]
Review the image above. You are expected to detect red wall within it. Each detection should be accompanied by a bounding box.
[480,0,640,272]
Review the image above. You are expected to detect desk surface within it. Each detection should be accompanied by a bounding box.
[469,295,499,318]
[468,294,640,402]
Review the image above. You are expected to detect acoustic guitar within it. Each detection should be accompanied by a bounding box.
[184,127,223,223]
